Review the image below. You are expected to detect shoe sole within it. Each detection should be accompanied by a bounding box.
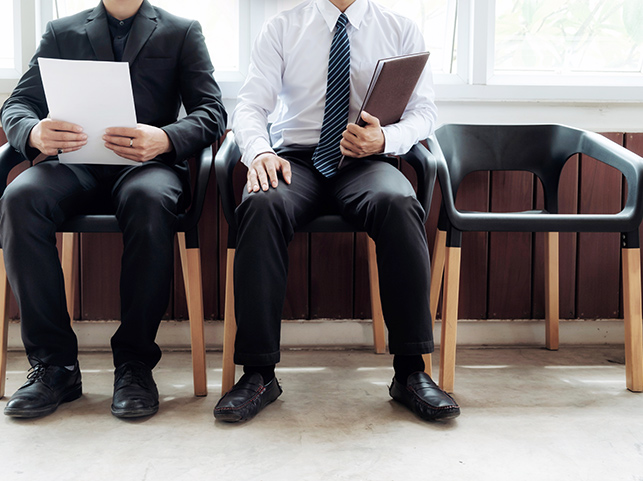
[3,384,82,419]
[110,403,159,419]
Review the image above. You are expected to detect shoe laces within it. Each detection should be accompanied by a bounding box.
[119,364,150,388]
[26,363,48,383]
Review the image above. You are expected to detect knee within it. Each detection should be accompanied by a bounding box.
[117,188,179,235]
[0,182,47,223]
[236,189,291,227]
[370,190,424,223]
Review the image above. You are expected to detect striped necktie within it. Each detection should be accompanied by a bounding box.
[312,13,350,177]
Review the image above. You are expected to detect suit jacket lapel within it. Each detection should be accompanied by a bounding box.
[85,3,114,61]
[122,0,158,63]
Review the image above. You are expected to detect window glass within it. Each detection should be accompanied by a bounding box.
[53,0,240,71]
[495,0,643,74]
[277,0,456,74]
[0,2,15,70]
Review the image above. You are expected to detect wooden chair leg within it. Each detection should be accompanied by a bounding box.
[367,236,386,354]
[427,229,447,377]
[439,246,461,394]
[622,247,643,392]
[61,232,78,324]
[221,248,237,395]
[0,250,11,399]
[545,232,560,350]
[177,233,207,397]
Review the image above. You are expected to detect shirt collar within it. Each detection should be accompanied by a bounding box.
[315,0,368,32]
[106,10,136,31]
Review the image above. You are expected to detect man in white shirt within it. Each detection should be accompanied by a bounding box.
[214,0,460,423]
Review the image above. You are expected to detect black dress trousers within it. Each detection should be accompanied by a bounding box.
[233,149,434,366]
[0,159,183,368]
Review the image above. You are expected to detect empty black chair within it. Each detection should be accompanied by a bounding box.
[429,123,643,393]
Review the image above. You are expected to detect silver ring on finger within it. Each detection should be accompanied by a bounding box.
[57,148,64,155]
[129,138,134,148]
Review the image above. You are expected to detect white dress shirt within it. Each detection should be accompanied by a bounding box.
[232,0,438,167]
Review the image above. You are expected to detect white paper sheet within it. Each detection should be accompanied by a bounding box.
[38,58,138,165]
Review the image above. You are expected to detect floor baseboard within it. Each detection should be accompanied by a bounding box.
[5,318,625,352]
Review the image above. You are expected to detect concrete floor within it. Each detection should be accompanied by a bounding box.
[1,347,643,481]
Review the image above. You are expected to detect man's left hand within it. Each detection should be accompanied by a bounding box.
[103,124,173,162]
[340,111,386,158]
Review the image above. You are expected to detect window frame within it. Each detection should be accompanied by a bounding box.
[2,0,643,103]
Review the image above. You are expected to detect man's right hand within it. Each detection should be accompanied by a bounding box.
[247,152,292,193]
[28,119,87,156]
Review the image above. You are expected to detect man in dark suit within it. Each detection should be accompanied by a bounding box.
[0,0,226,419]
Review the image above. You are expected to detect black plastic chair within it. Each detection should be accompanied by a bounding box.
[0,130,214,398]
[428,123,643,393]
[215,131,437,394]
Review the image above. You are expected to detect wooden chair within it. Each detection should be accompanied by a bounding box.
[214,131,437,394]
[0,131,214,398]
[429,123,643,393]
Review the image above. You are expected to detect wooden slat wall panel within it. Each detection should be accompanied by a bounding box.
[455,172,490,319]
[283,233,309,319]
[309,233,353,318]
[575,133,623,319]
[3,133,643,323]
[80,233,123,320]
[532,156,579,319]
[488,171,534,319]
[353,232,372,319]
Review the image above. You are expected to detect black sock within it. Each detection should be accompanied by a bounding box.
[393,355,425,383]
[243,365,276,384]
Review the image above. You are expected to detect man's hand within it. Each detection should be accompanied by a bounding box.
[247,152,292,193]
[28,119,88,156]
[103,124,173,162]
[340,111,386,158]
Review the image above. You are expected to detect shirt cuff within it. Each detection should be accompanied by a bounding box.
[381,125,403,155]
[242,137,275,167]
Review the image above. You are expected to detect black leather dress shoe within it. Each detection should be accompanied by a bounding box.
[4,362,82,418]
[214,372,282,423]
[389,371,460,421]
[111,361,159,418]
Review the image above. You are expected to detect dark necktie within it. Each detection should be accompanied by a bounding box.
[312,13,350,177]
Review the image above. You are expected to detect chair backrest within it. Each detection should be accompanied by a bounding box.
[435,124,588,213]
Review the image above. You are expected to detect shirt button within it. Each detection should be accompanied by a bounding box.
[119,21,124,26]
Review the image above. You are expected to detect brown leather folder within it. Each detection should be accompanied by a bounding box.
[338,51,430,169]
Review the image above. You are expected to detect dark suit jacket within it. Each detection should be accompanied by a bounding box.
[0,0,227,189]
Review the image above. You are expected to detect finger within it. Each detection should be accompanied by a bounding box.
[361,111,380,127]
[46,131,88,142]
[103,134,134,148]
[105,127,137,137]
[56,140,88,151]
[345,124,365,138]
[266,161,279,188]
[281,160,292,184]
[340,141,361,158]
[104,144,143,162]
[255,165,270,191]
[247,168,260,193]
[48,120,84,133]
[44,144,85,156]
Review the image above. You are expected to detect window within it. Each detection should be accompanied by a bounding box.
[2,0,643,103]
[0,1,16,71]
[495,0,643,76]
